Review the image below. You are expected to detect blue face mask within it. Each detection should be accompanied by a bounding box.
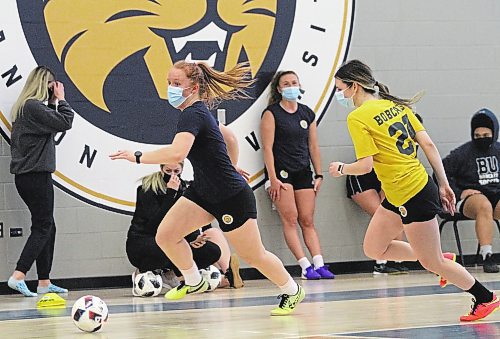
[281,86,300,101]
[334,87,355,109]
[168,85,191,108]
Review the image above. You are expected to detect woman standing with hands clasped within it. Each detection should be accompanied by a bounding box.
[261,71,334,280]
[8,66,74,297]
[329,59,498,322]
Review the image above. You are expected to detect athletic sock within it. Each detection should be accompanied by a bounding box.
[279,277,299,296]
[180,263,202,286]
[312,255,324,268]
[298,257,311,271]
[466,279,494,304]
[480,245,493,260]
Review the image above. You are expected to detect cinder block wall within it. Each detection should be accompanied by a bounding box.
[1,0,499,282]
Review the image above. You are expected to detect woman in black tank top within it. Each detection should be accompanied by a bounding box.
[261,71,334,280]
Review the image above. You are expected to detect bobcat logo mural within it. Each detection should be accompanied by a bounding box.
[44,0,277,113]
[0,0,355,214]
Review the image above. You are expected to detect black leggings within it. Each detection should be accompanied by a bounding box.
[14,172,56,280]
[126,236,221,276]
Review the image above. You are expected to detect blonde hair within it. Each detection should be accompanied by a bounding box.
[173,61,255,110]
[141,162,184,194]
[335,60,423,108]
[11,66,55,122]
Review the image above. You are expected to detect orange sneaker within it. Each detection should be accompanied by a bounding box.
[460,294,500,321]
[439,252,457,288]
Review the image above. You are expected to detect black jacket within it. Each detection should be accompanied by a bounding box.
[442,109,499,199]
[127,180,201,243]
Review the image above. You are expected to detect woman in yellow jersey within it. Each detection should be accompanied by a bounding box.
[329,60,498,322]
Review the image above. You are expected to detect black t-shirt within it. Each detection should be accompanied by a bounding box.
[176,101,247,202]
[265,102,315,171]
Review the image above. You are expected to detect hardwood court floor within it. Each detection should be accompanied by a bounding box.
[1,268,499,338]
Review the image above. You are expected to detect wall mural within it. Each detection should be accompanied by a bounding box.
[0,0,355,214]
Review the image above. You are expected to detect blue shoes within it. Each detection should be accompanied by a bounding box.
[8,277,68,296]
[301,265,321,280]
[37,283,68,294]
[301,265,336,280]
[315,265,335,279]
[8,277,37,297]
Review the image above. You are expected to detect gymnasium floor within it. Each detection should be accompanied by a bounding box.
[1,268,499,338]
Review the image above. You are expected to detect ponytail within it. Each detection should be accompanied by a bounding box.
[376,81,424,107]
[173,61,255,110]
[335,60,424,108]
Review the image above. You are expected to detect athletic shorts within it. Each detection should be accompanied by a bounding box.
[381,176,442,224]
[456,192,500,214]
[346,170,381,198]
[183,185,257,232]
[272,166,314,190]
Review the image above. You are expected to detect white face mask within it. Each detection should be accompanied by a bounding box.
[334,87,355,109]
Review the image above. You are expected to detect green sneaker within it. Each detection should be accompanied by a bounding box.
[270,284,305,316]
[164,278,209,300]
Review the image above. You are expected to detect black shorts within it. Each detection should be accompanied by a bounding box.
[183,185,257,232]
[457,192,500,214]
[381,176,442,224]
[346,170,381,198]
[274,166,314,190]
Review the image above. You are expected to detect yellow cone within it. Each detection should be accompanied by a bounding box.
[37,293,66,308]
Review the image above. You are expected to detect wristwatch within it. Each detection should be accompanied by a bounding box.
[314,174,324,179]
[134,151,142,164]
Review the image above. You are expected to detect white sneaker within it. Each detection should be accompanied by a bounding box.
[131,269,140,297]
[161,270,179,291]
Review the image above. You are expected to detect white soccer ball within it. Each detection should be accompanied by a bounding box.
[200,265,222,291]
[133,271,163,297]
[71,295,108,333]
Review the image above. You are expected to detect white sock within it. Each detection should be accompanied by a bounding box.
[376,260,387,264]
[180,263,201,286]
[312,255,324,269]
[279,277,299,296]
[480,245,493,260]
[298,257,311,271]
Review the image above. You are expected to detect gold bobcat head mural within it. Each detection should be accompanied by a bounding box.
[44,0,277,112]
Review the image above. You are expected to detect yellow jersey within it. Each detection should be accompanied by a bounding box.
[347,99,427,206]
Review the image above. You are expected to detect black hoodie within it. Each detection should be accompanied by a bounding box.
[442,108,499,199]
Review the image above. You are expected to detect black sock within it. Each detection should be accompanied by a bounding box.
[466,279,494,304]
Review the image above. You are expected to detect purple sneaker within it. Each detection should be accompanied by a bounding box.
[315,265,335,279]
[301,265,321,280]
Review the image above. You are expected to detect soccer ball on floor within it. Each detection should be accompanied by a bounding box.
[71,295,108,333]
[133,271,163,297]
[200,265,222,291]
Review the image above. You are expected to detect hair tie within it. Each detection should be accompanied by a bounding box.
[374,81,379,87]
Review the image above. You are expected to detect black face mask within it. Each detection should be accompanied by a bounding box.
[47,87,54,100]
[162,173,171,183]
[473,137,493,151]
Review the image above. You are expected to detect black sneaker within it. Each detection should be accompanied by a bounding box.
[388,262,409,274]
[483,253,499,273]
[373,263,400,275]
